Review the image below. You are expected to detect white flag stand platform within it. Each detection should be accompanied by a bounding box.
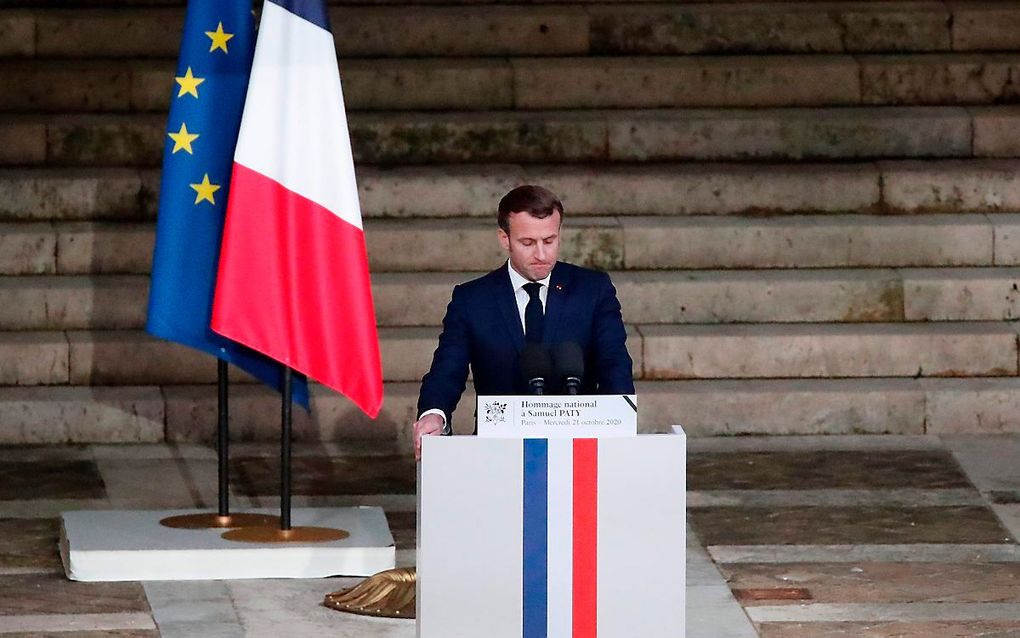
[417,429,686,637]
[60,506,395,582]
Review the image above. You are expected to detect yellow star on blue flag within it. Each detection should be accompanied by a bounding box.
[175,67,205,98]
[206,21,234,53]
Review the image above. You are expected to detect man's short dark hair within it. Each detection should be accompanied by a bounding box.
[497,185,564,234]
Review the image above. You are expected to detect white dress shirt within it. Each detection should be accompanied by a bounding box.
[419,261,552,432]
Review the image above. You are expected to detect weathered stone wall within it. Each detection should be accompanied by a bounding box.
[3,1,1020,448]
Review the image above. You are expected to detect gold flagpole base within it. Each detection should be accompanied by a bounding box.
[159,513,280,530]
[221,525,350,543]
[324,567,416,619]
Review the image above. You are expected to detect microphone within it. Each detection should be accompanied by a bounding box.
[520,344,552,395]
[553,342,585,395]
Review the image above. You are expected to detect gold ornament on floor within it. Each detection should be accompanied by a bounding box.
[324,567,416,619]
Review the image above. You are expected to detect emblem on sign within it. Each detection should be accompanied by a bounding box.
[484,401,508,425]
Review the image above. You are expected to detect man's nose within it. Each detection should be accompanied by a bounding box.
[536,243,547,261]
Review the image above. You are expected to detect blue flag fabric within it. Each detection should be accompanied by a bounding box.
[147,0,310,408]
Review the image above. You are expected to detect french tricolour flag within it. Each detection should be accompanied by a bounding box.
[211,0,382,417]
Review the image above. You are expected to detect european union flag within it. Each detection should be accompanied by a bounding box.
[147,0,309,407]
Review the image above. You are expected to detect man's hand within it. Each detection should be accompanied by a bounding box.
[413,413,445,461]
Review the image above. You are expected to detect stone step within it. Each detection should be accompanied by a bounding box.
[160,382,424,444]
[6,213,1020,276]
[0,106,993,167]
[639,322,1019,380]
[0,3,974,59]
[0,331,68,385]
[637,377,1020,437]
[619,268,1020,324]
[49,327,640,386]
[861,54,1020,106]
[0,385,166,444]
[0,169,156,222]
[7,55,1020,113]
[0,221,156,275]
[364,217,623,272]
[7,160,1020,222]
[0,59,519,113]
[621,214,1020,270]
[6,4,1018,56]
[0,275,148,329]
[328,214,1020,271]
[0,222,55,274]
[509,54,1020,110]
[0,217,625,275]
[2,322,1015,386]
[4,376,1020,445]
[0,382,421,445]
[6,267,1020,331]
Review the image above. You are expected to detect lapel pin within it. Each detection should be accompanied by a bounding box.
[555,284,563,291]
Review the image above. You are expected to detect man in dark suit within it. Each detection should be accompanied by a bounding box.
[412,185,635,458]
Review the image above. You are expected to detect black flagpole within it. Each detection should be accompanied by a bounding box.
[281,366,293,531]
[162,360,283,530]
[217,359,230,517]
[223,364,345,542]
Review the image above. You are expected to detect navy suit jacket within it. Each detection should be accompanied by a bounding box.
[417,261,635,429]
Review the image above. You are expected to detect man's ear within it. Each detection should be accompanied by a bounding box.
[498,228,510,252]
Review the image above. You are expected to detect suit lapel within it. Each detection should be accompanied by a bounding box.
[542,262,571,347]
[494,264,525,353]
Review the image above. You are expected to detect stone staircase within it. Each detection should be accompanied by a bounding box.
[3,0,1020,448]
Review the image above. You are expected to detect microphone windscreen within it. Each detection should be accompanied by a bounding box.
[552,341,585,379]
[520,343,552,382]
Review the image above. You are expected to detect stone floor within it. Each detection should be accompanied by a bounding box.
[3,435,1020,636]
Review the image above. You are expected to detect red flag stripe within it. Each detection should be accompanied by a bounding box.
[211,163,383,417]
[573,438,598,638]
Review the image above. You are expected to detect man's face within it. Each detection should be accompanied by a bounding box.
[498,210,562,282]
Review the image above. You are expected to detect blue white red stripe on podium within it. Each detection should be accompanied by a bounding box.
[523,438,599,638]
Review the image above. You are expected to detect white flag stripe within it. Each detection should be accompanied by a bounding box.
[597,436,687,635]
[233,1,363,230]
[546,438,574,636]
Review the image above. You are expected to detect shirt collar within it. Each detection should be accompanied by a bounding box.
[507,260,552,292]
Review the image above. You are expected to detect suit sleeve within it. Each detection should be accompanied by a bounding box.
[417,284,472,430]
[593,272,636,394]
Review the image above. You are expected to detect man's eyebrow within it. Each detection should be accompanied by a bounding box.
[518,231,558,242]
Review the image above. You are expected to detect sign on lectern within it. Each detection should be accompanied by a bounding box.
[476,394,638,438]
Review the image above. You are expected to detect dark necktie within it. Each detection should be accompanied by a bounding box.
[523,282,544,343]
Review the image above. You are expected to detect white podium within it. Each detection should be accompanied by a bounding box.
[417,429,686,637]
